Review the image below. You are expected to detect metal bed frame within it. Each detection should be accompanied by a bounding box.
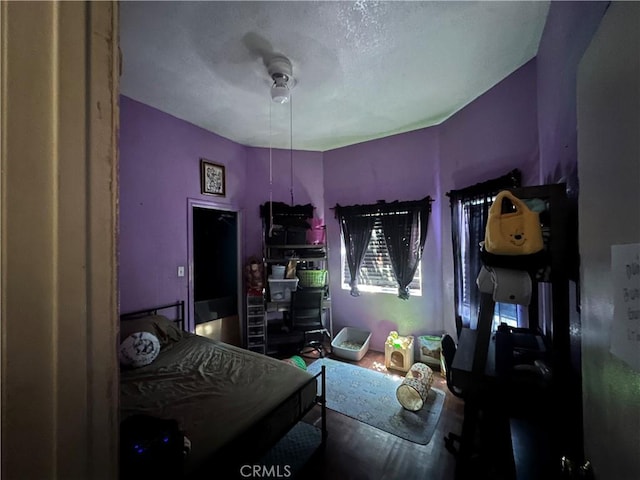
[120,300,327,477]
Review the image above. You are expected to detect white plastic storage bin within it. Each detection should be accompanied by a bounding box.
[267,277,299,302]
[331,327,372,361]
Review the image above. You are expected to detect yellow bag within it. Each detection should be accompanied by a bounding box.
[484,190,544,256]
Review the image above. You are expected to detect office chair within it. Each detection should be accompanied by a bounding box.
[289,288,330,358]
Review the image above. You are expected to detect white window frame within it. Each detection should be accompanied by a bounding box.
[340,217,422,296]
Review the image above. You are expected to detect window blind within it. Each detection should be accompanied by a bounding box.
[341,217,422,294]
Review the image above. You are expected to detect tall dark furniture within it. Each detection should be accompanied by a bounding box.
[448,183,580,478]
[257,202,332,357]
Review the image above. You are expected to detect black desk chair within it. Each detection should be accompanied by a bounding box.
[289,288,329,358]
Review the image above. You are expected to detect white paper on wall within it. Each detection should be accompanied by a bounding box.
[610,243,640,371]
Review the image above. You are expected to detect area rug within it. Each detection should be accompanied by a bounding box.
[259,422,321,476]
[306,357,445,445]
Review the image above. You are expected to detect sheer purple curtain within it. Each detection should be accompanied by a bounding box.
[380,199,431,299]
[334,206,375,296]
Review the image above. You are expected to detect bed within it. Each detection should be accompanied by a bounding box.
[119,301,326,478]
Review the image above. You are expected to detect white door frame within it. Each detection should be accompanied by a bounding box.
[1,3,119,478]
[186,198,244,337]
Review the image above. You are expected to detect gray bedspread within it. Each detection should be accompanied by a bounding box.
[120,333,316,474]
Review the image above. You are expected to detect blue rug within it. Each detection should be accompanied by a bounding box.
[307,357,445,445]
[259,422,321,477]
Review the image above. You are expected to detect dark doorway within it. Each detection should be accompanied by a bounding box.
[192,207,238,326]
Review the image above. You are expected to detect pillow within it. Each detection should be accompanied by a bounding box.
[119,331,161,368]
[120,315,183,348]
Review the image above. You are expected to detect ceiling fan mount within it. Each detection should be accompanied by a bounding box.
[267,55,295,103]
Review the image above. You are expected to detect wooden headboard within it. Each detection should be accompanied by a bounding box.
[120,300,186,331]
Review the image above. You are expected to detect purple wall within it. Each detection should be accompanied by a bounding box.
[534,0,608,443]
[324,128,441,351]
[535,2,607,349]
[438,59,540,339]
[119,59,540,350]
[323,59,540,351]
[118,96,248,314]
[119,4,607,349]
[440,59,540,189]
[119,96,323,323]
[536,1,609,185]
[244,147,324,262]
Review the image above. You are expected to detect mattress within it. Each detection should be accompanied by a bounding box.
[120,333,317,475]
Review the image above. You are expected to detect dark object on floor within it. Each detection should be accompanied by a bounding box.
[441,334,463,399]
[441,334,464,455]
[120,414,186,479]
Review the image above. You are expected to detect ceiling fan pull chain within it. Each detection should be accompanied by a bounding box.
[290,92,294,207]
[269,98,274,238]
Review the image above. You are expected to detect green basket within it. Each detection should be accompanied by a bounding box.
[297,269,327,288]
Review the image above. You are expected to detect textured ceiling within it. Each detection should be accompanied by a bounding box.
[120,1,550,152]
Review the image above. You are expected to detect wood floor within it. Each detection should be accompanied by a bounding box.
[295,349,465,480]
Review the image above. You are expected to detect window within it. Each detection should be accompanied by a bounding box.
[456,195,523,330]
[493,302,519,329]
[335,197,431,299]
[340,217,422,295]
[447,168,523,330]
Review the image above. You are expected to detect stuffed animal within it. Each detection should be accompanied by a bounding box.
[244,256,264,294]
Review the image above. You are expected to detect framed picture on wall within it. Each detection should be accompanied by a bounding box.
[200,159,225,196]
